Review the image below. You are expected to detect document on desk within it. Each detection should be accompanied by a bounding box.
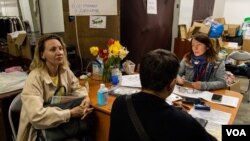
[173,85,239,107]
[165,93,182,105]
[120,74,142,88]
[173,85,204,98]
[205,121,222,141]
[200,91,239,108]
[189,108,230,141]
[189,107,231,125]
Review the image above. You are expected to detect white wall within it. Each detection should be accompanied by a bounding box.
[19,0,34,31]
[212,0,225,18]
[171,0,181,52]
[223,0,250,24]
[0,0,19,16]
[178,0,250,26]
[178,0,194,28]
[39,0,64,33]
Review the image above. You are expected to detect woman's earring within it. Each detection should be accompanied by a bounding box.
[41,56,45,60]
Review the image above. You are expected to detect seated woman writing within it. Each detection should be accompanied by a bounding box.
[176,33,227,91]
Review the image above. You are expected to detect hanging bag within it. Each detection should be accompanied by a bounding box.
[36,97,94,141]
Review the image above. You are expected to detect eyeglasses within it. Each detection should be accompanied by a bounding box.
[177,86,200,94]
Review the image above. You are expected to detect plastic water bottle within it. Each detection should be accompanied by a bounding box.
[97,83,108,106]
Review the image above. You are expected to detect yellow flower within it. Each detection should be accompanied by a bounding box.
[113,41,122,50]
[108,44,120,57]
[119,47,129,59]
[90,46,99,56]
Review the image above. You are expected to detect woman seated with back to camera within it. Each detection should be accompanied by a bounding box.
[176,33,227,91]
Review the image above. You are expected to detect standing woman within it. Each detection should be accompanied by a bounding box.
[176,33,227,90]
[17,34,93,141]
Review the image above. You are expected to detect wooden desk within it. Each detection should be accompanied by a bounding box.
[85,79,243,141]
[0,89,22,141]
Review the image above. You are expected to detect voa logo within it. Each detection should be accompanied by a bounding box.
[226,129,246,136]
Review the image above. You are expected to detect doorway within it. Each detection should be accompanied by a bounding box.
[121,0,175,64]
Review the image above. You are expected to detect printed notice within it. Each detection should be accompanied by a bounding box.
[147,0,157,14]
[89,16,106,28]
[69,0,117,16]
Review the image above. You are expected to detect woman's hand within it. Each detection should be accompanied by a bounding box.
[192,81,202,90]
[176,75,185,85]
[70,106,85,118]
[70,104,94,119]
[80,96,91,108]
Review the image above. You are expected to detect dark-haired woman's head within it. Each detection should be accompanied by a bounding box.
[190,33,217,62]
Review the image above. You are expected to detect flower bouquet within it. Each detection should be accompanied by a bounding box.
[90,38,129,83]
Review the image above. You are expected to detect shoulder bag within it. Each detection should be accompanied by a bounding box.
[125,95,151,141]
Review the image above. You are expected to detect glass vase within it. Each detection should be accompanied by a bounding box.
[102,64,111,83]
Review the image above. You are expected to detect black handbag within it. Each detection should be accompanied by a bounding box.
[36,97,94,141]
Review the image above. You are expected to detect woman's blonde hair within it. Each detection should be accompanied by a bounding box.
[29,34,69,71]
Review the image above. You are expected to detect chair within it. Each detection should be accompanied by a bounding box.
[8,94,22,141]
[8,94,87,141]
[227,50,250,102]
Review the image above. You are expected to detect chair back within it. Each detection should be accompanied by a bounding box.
[8,94,22,141]
[227,50,250,61]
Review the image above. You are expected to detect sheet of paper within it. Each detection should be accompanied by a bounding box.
[200,91,239,108]
[121,74,141,88]
[173,85,204,98]
[165,93,182,105]
[108,86,141,96]
[205,121,222,141]
[189,107,231,125]
[228,42,238,48]
[147,0,157,14]
[188,107,227,141]
[173,85,239,107]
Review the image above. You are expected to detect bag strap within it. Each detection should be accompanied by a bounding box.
[125,95,151,141]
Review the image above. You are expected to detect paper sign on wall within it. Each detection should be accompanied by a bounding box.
[147,0,157,14]
[89,16,106,28]
[69,0,117,16]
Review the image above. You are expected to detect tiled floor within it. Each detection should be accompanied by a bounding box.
[233,77,250,124]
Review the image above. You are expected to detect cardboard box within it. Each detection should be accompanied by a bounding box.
[228,80,240,93]
[210,37,223,53]
[192,22,211,34]
[227,24,240,37]
[242,38,250,53]
[178,24,187,39]
[221,41,241,54]
[223,24,229,36]
[7,34,19,57]
[214,18,226,24]
[187,22,211,38]
[7,32,32,59]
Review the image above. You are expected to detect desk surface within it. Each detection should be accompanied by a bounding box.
[86,79,243,124]
[84,79,243,141]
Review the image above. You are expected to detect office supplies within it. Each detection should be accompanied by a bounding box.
[194,104,211,111]
[182,97,202,104]
[211,94,222,102]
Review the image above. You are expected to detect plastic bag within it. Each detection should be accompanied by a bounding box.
[209,23,224,38]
